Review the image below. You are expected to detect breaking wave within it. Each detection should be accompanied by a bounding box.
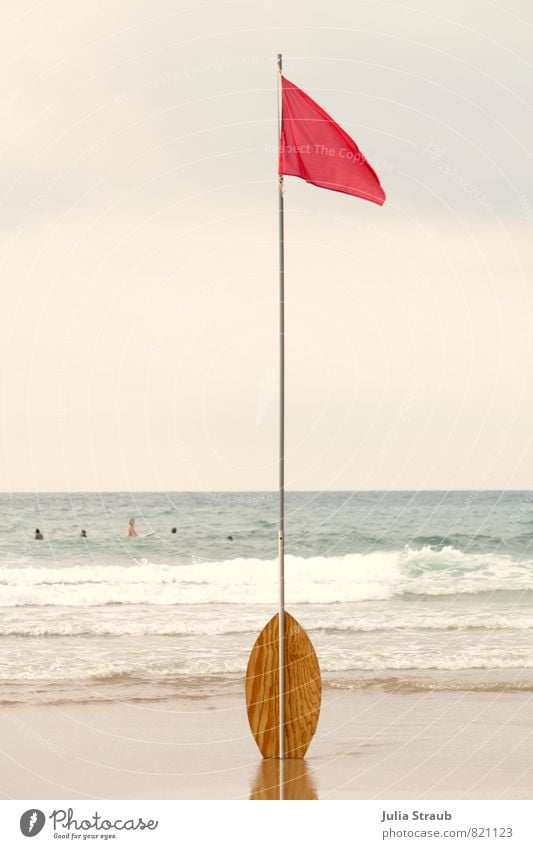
[0,546,531,607]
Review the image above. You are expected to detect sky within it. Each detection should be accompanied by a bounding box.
[0,0,532,491]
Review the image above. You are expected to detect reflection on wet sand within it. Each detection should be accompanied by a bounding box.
[250,759,318,800]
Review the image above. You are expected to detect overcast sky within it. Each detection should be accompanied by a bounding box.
[0,0,532,491]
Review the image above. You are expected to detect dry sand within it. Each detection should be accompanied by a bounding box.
[1,689,531,800]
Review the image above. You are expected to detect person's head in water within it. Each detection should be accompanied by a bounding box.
[226,535,233,541]
[34,529,44,540]
[171,527,177,534]
[126,518,138,537]
[80,529,87,538]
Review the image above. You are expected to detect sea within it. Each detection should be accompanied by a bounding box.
[1,490,532,705]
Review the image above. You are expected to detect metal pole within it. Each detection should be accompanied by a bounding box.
[276,52,285,767]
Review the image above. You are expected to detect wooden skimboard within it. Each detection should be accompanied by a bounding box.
[245,611,321,759]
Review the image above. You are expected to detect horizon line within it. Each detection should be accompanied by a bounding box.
[0,488,531,495]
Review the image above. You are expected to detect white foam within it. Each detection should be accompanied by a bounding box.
[1,646,531,681]
[1,608,532,637]
[0,547,532,607]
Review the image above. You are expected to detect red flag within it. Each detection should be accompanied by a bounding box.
[279,76,385,205]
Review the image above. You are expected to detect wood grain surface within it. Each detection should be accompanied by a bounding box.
[245,611,321,759]
[250,758,318,799]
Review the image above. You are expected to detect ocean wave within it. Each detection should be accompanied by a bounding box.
[1,610,533,637]
[1,646,532,682]
[412,534,503,549]
[0,620,259,637]
[319,655,533,672]
[0,547,532,607]
[327,675,533,693]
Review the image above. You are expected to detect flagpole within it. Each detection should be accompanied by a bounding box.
[276,51,285,767]
[247,60,382,767]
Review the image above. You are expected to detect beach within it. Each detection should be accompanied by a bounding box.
[1,686,531,800]
[1,491,532,799]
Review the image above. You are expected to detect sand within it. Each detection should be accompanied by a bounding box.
[1,688,531,800]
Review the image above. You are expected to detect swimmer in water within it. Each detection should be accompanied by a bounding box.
[126,518,138,538]
[34,529,44,540]
[80,529,87,538]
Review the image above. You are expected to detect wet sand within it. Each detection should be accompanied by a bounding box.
[0,689,531,800]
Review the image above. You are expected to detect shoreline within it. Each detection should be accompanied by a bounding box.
[1,688,531,800]
[2,668,533,709]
